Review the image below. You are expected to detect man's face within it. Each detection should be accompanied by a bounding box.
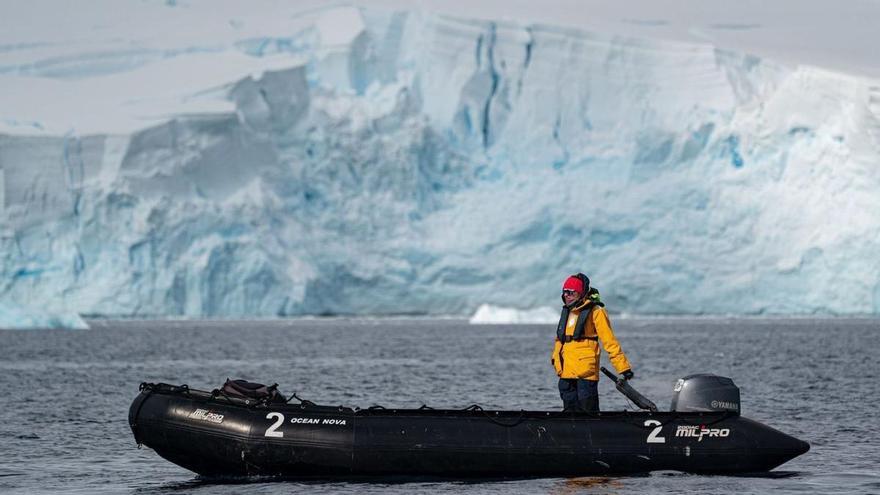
[562,289,581,306]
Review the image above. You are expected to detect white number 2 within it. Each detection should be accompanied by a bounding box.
[265,412,284,438]
[644,419,666,443]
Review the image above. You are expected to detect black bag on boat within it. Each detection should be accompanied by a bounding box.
[217,378,286,404]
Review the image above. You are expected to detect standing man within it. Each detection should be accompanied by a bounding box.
[551,273,633,412]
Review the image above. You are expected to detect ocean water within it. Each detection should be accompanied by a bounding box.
[0,318,877,494]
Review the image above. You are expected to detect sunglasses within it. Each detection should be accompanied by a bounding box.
[562,289,580,296]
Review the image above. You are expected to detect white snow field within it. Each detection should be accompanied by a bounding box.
[1,1,878,327]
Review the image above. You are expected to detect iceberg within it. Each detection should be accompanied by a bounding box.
[469,304,559,325]
[1,3,878,326]
[0,301,89,330]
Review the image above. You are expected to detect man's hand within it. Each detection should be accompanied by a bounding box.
[622,369,634,380]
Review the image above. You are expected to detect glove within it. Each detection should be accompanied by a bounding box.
[622,369,634,380]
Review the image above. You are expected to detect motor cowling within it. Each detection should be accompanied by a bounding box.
[670,374,741,414]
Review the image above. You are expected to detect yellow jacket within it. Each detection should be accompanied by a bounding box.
[551,302,631,381]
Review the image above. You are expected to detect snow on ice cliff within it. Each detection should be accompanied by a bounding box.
[1,1,879,326]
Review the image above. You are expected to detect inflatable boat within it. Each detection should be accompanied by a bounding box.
[128,370,808,478]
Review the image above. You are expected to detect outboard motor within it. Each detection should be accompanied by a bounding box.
[670,374,741,415]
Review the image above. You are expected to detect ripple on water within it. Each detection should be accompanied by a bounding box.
[0,318,877,494]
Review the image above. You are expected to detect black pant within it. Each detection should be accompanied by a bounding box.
[558,378,599,412]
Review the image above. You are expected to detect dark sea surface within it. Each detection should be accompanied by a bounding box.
[0,318,878,494]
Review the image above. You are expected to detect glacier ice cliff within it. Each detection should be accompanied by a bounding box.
[1,5,879,325]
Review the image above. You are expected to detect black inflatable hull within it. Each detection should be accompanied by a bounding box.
[129,385,809,478]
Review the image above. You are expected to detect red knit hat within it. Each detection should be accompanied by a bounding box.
[562,275,586,295]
